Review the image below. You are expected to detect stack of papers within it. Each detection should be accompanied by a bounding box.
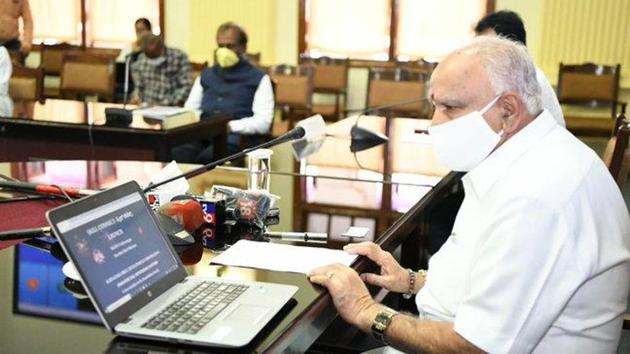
[210,240,358,274]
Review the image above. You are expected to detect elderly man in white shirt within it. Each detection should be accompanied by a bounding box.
[309,36,630,354]
[0,46,13,117]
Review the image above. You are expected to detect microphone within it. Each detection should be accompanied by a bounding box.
[143,114,326,193]
[0,180,96,198]
[348,97,429,152]
[105,54,133,127]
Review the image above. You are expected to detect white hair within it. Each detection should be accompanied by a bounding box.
[455,36,542,115]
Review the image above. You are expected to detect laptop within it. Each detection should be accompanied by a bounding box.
[46,181,297,347]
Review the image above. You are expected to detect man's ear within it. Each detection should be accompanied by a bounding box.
[499,92,524,133]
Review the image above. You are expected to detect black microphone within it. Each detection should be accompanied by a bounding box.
[348,97,429,152]
[105,54,133,127]
[143,114,325,193]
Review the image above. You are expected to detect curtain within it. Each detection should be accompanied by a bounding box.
[306,0,391,60]
[86,0,160,48]
[30,0,81,44]
[395,0,486,61]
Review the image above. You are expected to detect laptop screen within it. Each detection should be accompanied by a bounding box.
[49,182,185,328]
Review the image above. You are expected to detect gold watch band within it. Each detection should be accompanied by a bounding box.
[371,307,398,343]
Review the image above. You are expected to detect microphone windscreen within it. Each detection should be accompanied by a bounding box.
[159,199,205,234]
[295,114,326,142]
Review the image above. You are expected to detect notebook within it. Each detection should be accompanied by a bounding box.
[46,181,297,347]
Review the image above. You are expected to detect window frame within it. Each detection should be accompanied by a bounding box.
[32,0,165,49]
[298,0,495,64]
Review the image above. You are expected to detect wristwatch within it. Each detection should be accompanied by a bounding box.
[371,307,398,343]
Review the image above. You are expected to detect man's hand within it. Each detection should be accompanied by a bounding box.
[308,263,381,331]
[344,242,410,293]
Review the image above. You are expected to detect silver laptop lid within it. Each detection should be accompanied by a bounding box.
[47,181,188,331]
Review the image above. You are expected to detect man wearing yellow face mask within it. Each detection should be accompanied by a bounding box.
[180,22,274,163]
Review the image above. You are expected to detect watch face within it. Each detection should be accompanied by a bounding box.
[372,308,397,338]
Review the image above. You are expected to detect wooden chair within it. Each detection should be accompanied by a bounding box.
[40,43,81,98]
[397,58,438,76]
[60,52,115,102]
[366,67,430,118]
[300,55,349,122]
[245,52,261,66]
[8,64,45,104]
[191,61,208,81]
[603,105,630,190]
[269,64,314,130]
[557,62,624,137]
[40,43,81,75]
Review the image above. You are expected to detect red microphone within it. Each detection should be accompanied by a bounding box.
[0,180,96,198]
[158,198,205,235]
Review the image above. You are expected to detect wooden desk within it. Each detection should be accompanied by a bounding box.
[0,99,230,162]
[0,160,461,353]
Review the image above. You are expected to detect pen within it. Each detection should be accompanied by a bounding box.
[265,231,328,242]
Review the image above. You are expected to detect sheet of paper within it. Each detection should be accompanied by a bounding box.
[210,240,358,274]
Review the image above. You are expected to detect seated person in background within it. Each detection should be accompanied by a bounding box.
[475,10,565,127]
[0,46,13,117]
[310,37,630,354]
[130,18,153,62]
[177,22,274,163]
[130,34,192,106]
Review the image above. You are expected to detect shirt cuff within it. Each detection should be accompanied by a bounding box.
[228,119,243,133]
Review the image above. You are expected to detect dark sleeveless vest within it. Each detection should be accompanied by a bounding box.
[199,60,265,119]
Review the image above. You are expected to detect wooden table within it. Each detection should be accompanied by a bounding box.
[0,99,230,162]
[0,160,462,353]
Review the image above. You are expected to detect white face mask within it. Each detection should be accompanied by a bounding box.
[428,95,502,172]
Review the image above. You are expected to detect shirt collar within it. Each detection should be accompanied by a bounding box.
[462,110,558,198]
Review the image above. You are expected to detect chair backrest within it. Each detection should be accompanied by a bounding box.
[300,55,349,93]
[367,67,430,118]
[603,107,630,190]
[557,62,621,116]
[60,52,115,101]
[245,52,261,66]
[191,61,208,81]
[8,64,45,103]
[40,43,81,75]
[84,47,121,60]
[397,58,438,76]
[269,64,314,111]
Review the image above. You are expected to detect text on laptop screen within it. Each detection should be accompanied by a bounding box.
[57,192,179,313]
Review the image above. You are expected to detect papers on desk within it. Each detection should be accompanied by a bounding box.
[134,106,200,129]
[210,240,358,274]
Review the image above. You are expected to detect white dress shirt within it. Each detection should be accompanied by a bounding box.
[536,67,565,127]
[0,46,13,117]
[185,74,274,135]
[416,110,630,354]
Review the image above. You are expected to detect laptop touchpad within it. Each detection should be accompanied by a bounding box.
[224,304,269,324]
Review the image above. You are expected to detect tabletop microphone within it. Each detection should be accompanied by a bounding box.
[143,114,326,193]
[348,97,429,152]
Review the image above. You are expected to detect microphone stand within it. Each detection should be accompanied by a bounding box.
[104,55,133,127]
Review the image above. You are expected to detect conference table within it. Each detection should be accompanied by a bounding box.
[0,157,462,354]
[0,99,231,162]
[0,115,468,353]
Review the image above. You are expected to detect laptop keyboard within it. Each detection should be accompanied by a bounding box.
[142,281,249,335]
